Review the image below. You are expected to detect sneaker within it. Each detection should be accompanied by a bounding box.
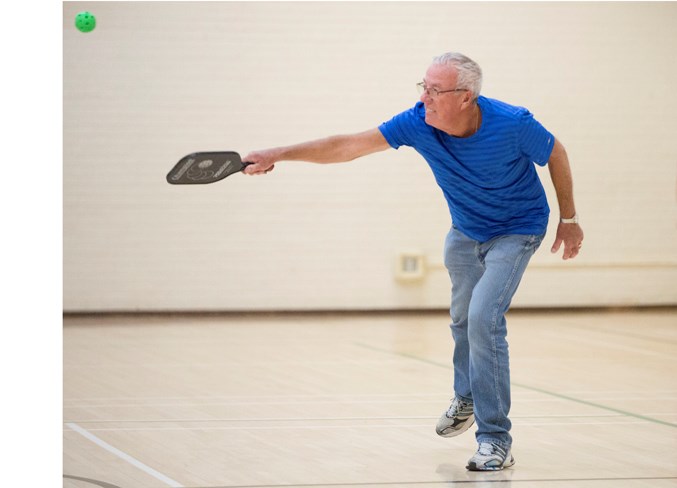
[466,442,515,471]
[435,396,475,437]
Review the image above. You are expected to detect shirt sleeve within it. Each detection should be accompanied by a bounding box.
[518,110,555,166]
[378,104,423,150]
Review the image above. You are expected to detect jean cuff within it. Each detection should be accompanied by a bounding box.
[456,393,474,404]
[476,437,511,450]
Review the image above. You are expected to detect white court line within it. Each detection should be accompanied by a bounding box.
[66,422,183,488]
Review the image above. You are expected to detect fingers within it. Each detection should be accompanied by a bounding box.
[550,237,563,255]
[243,163,274,176]
[552,223,584,260]
[562,241,582,260]
[242,151,276,176]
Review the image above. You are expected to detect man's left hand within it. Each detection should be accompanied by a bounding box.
[551,223,584,260]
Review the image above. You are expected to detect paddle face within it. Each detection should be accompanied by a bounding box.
[166,152,250,184]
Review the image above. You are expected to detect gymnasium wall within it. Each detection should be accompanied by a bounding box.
[63,2,677,312]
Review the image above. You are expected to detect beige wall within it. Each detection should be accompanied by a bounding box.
[63,2,677,311]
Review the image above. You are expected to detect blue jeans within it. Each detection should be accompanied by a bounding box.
[444,227,544,449]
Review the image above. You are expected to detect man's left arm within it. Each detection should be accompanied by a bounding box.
[547,138,584,260]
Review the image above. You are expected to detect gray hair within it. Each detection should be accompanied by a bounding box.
[432,52,483,99]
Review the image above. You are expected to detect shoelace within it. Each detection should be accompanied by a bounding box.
[447,398,471,417]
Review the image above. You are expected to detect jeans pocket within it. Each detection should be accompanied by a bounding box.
[526,233,545,253]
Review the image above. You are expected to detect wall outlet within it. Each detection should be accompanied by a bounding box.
[395,251,426,282]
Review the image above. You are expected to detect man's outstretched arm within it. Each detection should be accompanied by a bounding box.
[242,128,390,175]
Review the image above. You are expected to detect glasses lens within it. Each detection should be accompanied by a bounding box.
[417,83,425,95]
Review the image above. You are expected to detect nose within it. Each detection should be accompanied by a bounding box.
[417,84,431,104]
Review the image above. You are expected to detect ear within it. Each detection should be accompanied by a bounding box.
[461,91,475,108]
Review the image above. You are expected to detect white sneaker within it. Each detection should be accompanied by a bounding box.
[466,442,515,471]
[435,396,475,437]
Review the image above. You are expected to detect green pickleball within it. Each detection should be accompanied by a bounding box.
[75,11,96,33]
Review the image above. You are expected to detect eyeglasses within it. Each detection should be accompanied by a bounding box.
[416,82,468,98]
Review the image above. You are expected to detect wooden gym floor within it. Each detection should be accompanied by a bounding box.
[63,309,677,488]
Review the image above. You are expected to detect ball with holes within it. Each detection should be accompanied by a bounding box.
[75,11,96,33]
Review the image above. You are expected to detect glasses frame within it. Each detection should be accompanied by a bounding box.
[417,82,468,98]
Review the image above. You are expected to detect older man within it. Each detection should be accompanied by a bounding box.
[243,52,584,471]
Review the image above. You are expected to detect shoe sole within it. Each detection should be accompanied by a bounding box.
[435,415,475,438]
[466,455,515,471]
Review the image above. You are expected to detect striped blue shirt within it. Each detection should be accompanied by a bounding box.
[378,96,554,242]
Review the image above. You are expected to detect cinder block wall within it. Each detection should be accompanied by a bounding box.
[63,2,677,311]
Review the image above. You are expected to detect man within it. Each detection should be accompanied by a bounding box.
[243,52,584,471]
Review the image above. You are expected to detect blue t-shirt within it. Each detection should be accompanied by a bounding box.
[378,96,554,242]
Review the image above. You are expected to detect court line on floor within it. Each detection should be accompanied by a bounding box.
[352,342,677,429]
[66,422,183,487]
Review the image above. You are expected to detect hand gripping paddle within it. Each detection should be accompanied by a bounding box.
[166,151,252,185]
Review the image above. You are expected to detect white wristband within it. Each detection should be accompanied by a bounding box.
[560,214,579,224]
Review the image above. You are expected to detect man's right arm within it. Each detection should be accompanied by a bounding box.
[242,128,390,175]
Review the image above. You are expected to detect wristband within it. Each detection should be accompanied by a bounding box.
[560,214,579,224]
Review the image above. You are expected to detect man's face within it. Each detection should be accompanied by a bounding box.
[420,64,467,131]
